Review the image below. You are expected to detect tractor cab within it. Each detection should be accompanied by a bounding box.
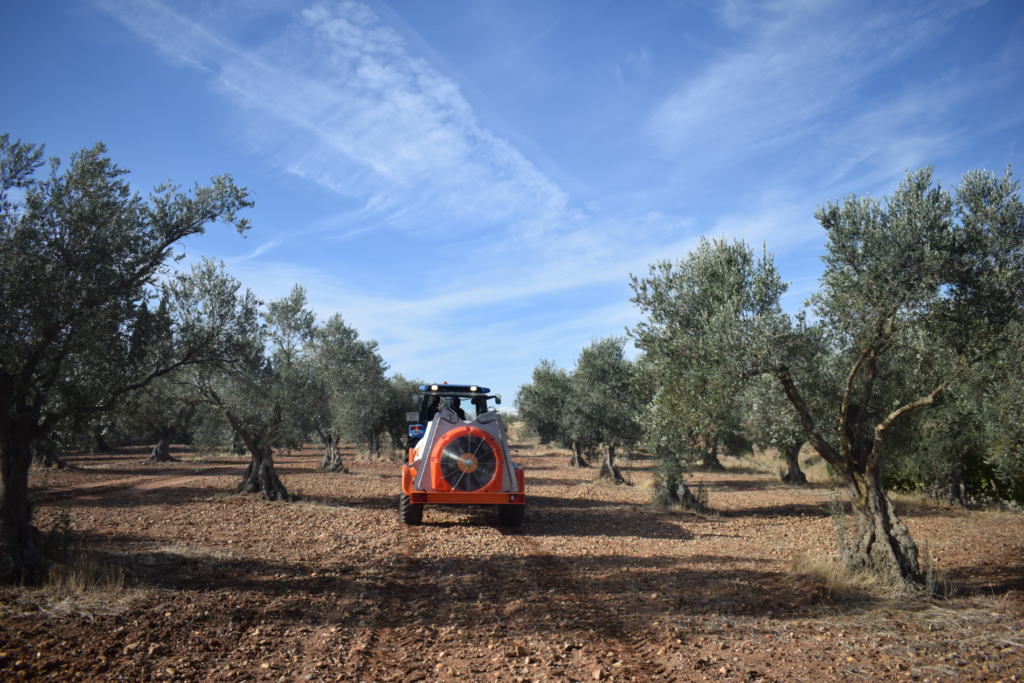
[406,384,501,450]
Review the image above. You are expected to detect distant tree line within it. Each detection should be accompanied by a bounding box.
[0,135,413,581]
[518,167,1023,584]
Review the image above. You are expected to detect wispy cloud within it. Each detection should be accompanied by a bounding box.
[96,0,699,394]
[648,0,985,160]
[224,239,282,263]
[98,0,576,238]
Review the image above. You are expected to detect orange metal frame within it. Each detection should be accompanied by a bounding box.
[401,465,526,505]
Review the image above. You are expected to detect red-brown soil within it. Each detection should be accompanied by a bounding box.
[2,444,1022,682]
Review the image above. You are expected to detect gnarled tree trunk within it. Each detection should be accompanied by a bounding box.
[0,409,47,582]
[658,481,710,513]
[701,440,724,470]
[147,430,176,463]
[236,444,289,500]
[846,464,919,579]
[219,404,289,501]
[774,363,931,582]
[781,441,807,485]
[655,471,710,513]
[568,440,590,468]
[598,444,625,484]
[319,432,348,473]
[31,439,64,469]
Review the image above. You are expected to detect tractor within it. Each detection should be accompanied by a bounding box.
[399,383,525,526]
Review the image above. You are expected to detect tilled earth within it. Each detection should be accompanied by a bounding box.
[2,444,1023,682]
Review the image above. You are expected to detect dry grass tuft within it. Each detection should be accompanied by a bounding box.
[720,450,774,473]
[889,491,950,513]
[153,542,237,561]
[0,553,139,623]
[47,552,126,595]
[791,553,915,601]
[353,444,405,462]
[720,447,831,483]
[537,445,574,458]
[800,451,839,485]
[289,497,359,513]
[503,420,527,443]
[719,452,777,476]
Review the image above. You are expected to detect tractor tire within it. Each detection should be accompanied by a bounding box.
[399,493,424,525]
[498,502,525,527]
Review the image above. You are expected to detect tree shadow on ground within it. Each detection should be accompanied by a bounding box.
[94,540,814,626]
[726,503,831,519]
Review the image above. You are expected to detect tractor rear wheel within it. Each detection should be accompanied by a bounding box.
[399,493,424,525]
[498,503,525,527]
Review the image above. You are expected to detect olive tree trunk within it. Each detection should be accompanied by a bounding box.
[775,365,933,581]
[701,440,724,470]
[845,463,919,577]
[220,406,289,501]
[236,444,288,500]
[31,439,65,469]
[780,441,807,485]
[568,440,590,468]
[598,444,625,484]
[319,432,348,473]
[147,430,176,463]
[0,411,47,582]
[654,470,710,513]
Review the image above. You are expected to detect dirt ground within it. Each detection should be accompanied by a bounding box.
[2,443,1022,683]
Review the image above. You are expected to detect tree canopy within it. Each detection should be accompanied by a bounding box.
[1,135,252,579]
[628,167,1024,582]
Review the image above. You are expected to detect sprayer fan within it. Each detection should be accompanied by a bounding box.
[439,435,497,491]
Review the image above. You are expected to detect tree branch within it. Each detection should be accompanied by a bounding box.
[774,365,847,477]
[870,380,951,467]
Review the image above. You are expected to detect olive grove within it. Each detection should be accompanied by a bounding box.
[630,167,1023,582]
[0,136,253,580]
[516,337,643,481]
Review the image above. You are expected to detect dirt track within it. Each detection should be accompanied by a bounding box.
[2,444,1022,682]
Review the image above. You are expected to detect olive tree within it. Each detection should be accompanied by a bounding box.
[0,136,251,580]
[633,169,1022,582]
[305,313,378,472]
[983,323,1024,501]
[741,376,808,483]
[765,168,1024,580]
[173,273,319,500]
[332,357,411,458]
[630,237,788,502]
[739,321,840,485]
[516,360,591,466]
[569,337,643,483]
[115,370,199,463]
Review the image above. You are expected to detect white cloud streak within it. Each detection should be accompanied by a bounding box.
[98,0,576,237]
[649,0,986,161]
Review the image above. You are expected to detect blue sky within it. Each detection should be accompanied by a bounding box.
[3,0,1022,402]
